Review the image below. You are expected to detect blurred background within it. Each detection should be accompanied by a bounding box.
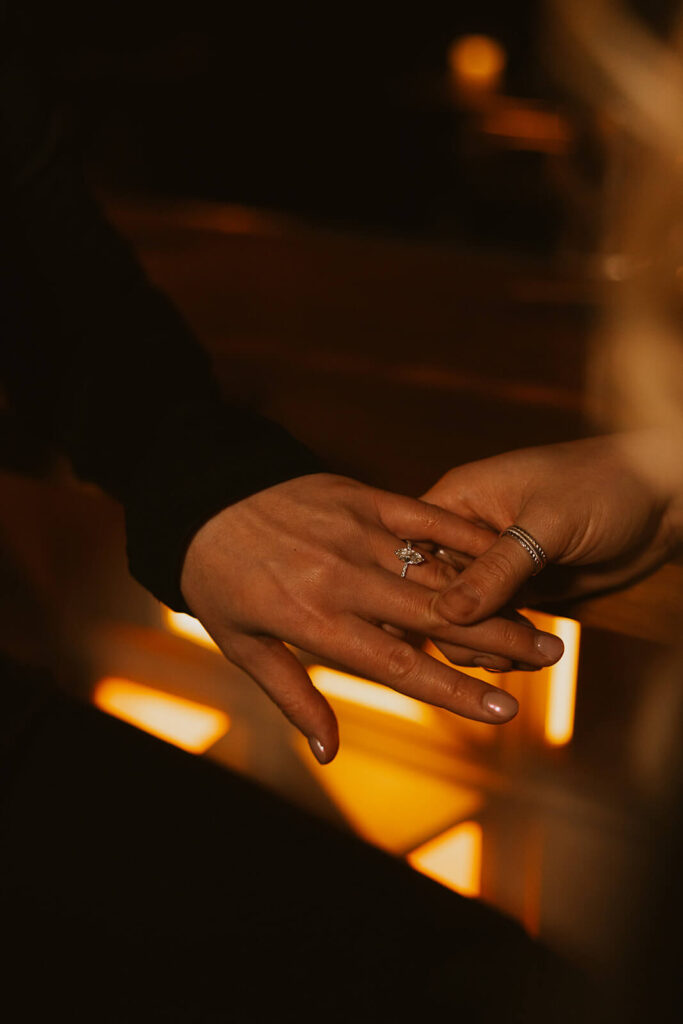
[2,0,682,1017]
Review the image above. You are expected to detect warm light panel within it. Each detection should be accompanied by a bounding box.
[408,821,483,897]
[482,104,571,154]
[162,608,218,650]
[309,665,430,724]
[300,736,483,853]
[425,612,581,748]
[543,616,581,746]
[93,677,229,753]
[164,608,298,656]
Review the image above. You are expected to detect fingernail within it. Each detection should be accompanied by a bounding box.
[473,656,509,672]
[535,633,564,664]
[441,582,480,620]
[482,690,519,721]
[308,736,329,764]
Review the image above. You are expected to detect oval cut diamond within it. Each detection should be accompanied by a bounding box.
[395,546,426,565]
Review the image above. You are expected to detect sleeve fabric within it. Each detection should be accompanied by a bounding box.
[0,3,324,611]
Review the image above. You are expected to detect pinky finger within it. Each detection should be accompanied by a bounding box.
[229,635,339,764]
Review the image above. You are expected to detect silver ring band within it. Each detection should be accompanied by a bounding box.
[394,540,426,579]
[499,525,547,575]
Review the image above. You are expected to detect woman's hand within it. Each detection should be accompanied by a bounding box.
[180,474,565,762]
[422,435,682,628]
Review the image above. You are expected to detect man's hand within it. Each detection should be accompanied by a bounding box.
[180,474,564,762]
[422,435,681,631]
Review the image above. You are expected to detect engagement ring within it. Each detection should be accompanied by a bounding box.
[394,540,426,579]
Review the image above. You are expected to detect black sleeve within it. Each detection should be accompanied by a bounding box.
[0,4,324,611]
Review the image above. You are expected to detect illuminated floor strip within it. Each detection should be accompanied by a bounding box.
[301,734,483,853]
[162,615,444,729]
[162,608,218,650]
[93,677,230,753]
[407,821,483,897]
[308,665,431,724]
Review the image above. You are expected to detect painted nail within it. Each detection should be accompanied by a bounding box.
[473,656,509,672]
[308,736,328,764]
[535,633,564,664]
[482,690,519,721]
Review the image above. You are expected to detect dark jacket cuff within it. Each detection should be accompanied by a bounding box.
[124,405,326,612]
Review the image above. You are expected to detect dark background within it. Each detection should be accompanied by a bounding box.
[21,1,677,247]
[36,1,554,235]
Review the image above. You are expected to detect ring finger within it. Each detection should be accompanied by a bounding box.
[367,528,461,591]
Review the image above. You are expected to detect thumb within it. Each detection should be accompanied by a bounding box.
[436,524,549,625]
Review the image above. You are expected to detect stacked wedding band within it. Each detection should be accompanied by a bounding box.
[500,525,547,575]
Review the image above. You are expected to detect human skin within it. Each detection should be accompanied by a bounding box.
[180,474,564,762]
[422,434,683,664]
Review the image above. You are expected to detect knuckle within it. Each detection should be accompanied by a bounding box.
[277,696,311,731]
[478,550,517,588]
[428,589,455,630]
[322,545,346,576]
[431,558,460,589]
[416,503,442,534]
[386,641,420,683]
[279,689,309,720]
[441,576,485,619]
[273,678,319,722]
[497,621,521,650]
[436,672,469,706]
[303,548,344,591]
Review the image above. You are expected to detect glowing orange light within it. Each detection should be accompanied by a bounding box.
[448,35,506,94]
[93,677,230,753]
[309,665,430,724]
[408,821,483,897]
[425,612,581,749]
[301,734,483,853]
[164,608,298,657]
[543,616,581,746]
[162,607,218,650]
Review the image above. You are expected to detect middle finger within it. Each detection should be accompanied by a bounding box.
[351,566,564,668]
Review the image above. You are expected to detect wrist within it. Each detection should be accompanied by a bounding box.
[615,429,683,553]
